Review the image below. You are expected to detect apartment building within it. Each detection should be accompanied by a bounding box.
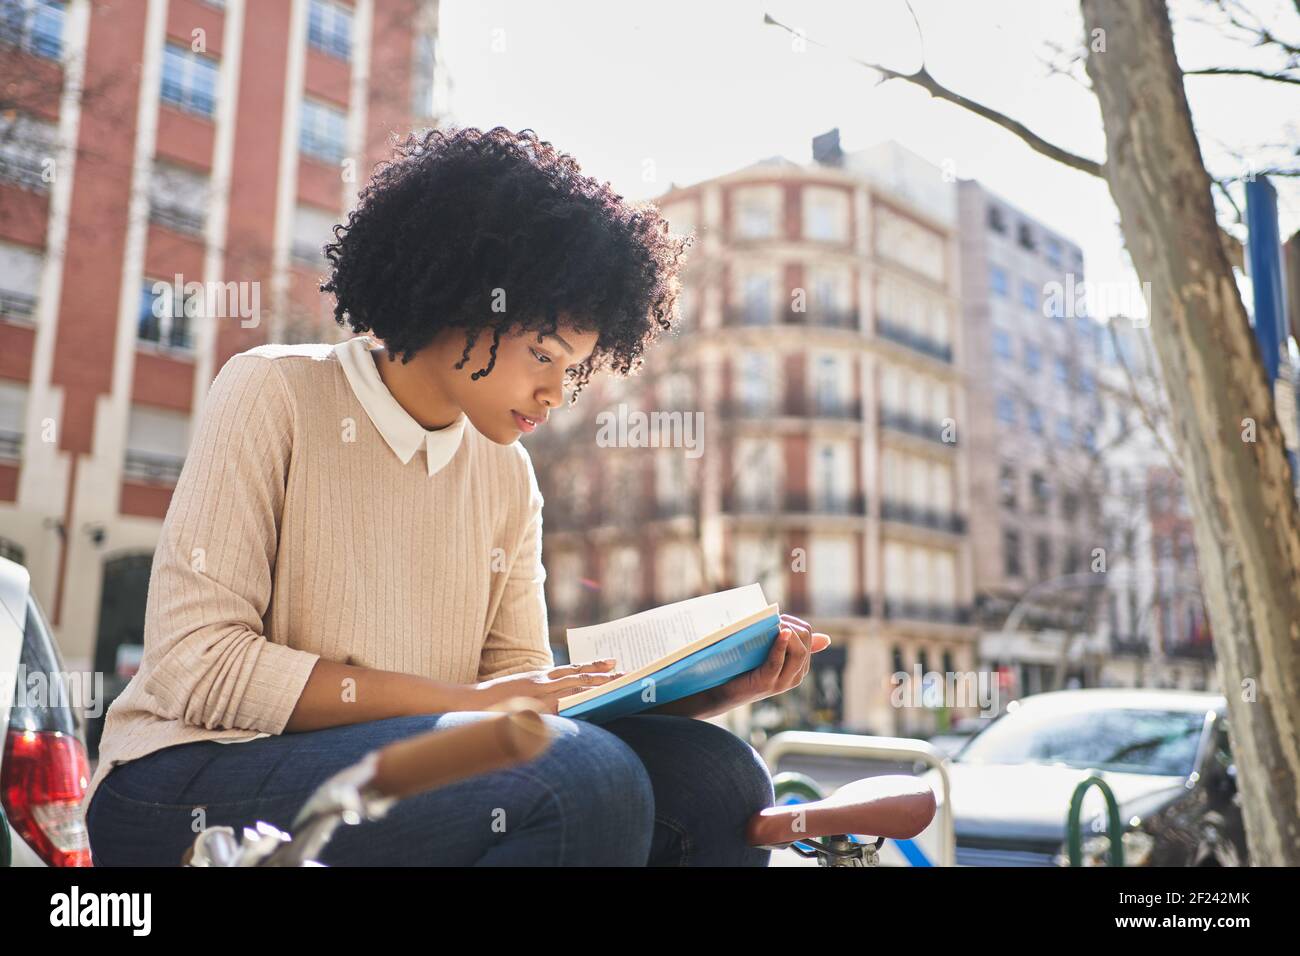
[529,134,978,737]
[956,180,1115,699]
[0,0,448,724]
[1095,319,1216,691]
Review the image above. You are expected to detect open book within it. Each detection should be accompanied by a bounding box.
[558,584,781,723]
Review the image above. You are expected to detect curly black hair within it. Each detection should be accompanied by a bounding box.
[321,126,694,403]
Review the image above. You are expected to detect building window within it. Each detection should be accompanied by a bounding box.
[148,162,208,236]
[138,279,196,351]
[989,265,1008,298]
[308,0,352,59]
[161,43,218,117]
[1017,222,1036,252]
[737,203,775,239]
[1024,343,1042,374]
[1031,471,1051,515]
[1056,416,1072,448]
[1045,237,1063,269]
[741,275,772,325]
[996,394,1016,425]
[1035,535,1052,579]
[0,112,57,191]
[986,205,1006,234]
[292,203,337,267]
[0,381,27,463]
[1003,529,1022,578]
[300,98,348,164]
[124,405,189,485]
[0,0,63,60]
[993,328,1013,360]
[0,241,42,321]
[1082,424,1097,451]
[1027,404,1044,435]
[411,31,439,118]
[999,463,1017,510]
[1062,491,1079,521]
[1019,280,1038,311]
[1054,356,1069,386]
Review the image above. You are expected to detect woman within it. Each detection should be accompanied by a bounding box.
[85,126,831,866]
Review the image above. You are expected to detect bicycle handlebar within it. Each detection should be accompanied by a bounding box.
[366,698,554,800]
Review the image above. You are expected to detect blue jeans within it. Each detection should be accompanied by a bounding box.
[85,712,775,866]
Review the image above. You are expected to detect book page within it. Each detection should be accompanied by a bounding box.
[566,583,768,672]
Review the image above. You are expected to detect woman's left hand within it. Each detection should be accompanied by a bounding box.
[711,613,832,710]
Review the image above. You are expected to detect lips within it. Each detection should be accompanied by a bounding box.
[512,410,541,432]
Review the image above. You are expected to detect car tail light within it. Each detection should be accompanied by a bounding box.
[3,728,92,867]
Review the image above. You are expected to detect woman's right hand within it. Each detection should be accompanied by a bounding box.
[472,659,626,714]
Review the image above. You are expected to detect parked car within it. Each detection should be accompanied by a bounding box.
[0,555,92,866]
[925,689,1246,866]
[927,716,986,759]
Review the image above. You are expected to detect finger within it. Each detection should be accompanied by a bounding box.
[781,621,813,654]
[810,633,832,653]
[548,659,617,676]
[550,671,625,689]
[762,630,790,679]
[774,637,807,689]
[781,612,813,633]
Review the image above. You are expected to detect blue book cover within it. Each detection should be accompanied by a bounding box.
[558,594,781,723]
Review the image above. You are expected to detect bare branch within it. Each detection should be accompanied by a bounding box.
[1183,66,1300,85]
[761,12,1106,179]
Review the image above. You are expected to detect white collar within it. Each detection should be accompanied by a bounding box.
[335,335,467,477]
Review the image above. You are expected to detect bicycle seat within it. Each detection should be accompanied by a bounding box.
[746,775,937,848]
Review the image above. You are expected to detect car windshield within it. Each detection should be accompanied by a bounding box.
[955,707,1206,776]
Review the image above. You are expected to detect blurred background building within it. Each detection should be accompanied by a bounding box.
[0,0,448,754]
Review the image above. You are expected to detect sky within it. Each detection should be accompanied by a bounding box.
[437,0,1299,318]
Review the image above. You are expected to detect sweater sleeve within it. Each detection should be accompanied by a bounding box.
[139,354,321,733]
[477,447,555,680]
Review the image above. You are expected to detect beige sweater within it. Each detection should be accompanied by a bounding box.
[84,339,553,814]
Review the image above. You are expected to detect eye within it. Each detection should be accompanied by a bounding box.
[530,347,552,365]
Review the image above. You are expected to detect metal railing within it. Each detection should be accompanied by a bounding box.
[878,408,956,446]
[876,318,953,363]
[879,499,967,533]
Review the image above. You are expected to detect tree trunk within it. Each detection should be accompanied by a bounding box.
[1081,0,1300,864]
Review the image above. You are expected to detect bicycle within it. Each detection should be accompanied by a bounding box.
[180,698,937,867]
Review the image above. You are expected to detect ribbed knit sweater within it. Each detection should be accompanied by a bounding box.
[83,338,553,814]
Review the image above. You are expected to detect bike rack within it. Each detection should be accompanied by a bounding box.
[1066,774,1124,866]
[760,731,956,867]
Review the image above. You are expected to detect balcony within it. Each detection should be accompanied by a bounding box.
[882,600,973,625]
[1165,639,1214,661]
[722,307,860,331]
[720,396,862,422]
[0,289,37,322]
[722,490,867,516]
[878,408,956,446]
[0,153,49,192]
[149,203,205,237]
[876,318,953,363]
[880,499,967,534]
[123,451,185,485]
[0,429,22,461]
[1109,634,1149,658]
[786,595,873,618]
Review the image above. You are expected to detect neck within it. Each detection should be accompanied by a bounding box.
[370,344,462,430]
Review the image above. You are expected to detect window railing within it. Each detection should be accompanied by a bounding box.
[879,499,966,533]
[149,203,205,236]
[878,408,956,446]
[0,289,38,321]
[720,396,862,421]
[123,450,185,485]
[881,600,973,624]
[876,318,953,362]
[722,306,859,330]
[0,151,50,191]
[0,429,23,460]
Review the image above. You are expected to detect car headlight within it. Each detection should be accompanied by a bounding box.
[1054,829,1156,866]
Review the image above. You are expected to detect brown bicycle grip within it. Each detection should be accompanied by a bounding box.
[367,699,553,800]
